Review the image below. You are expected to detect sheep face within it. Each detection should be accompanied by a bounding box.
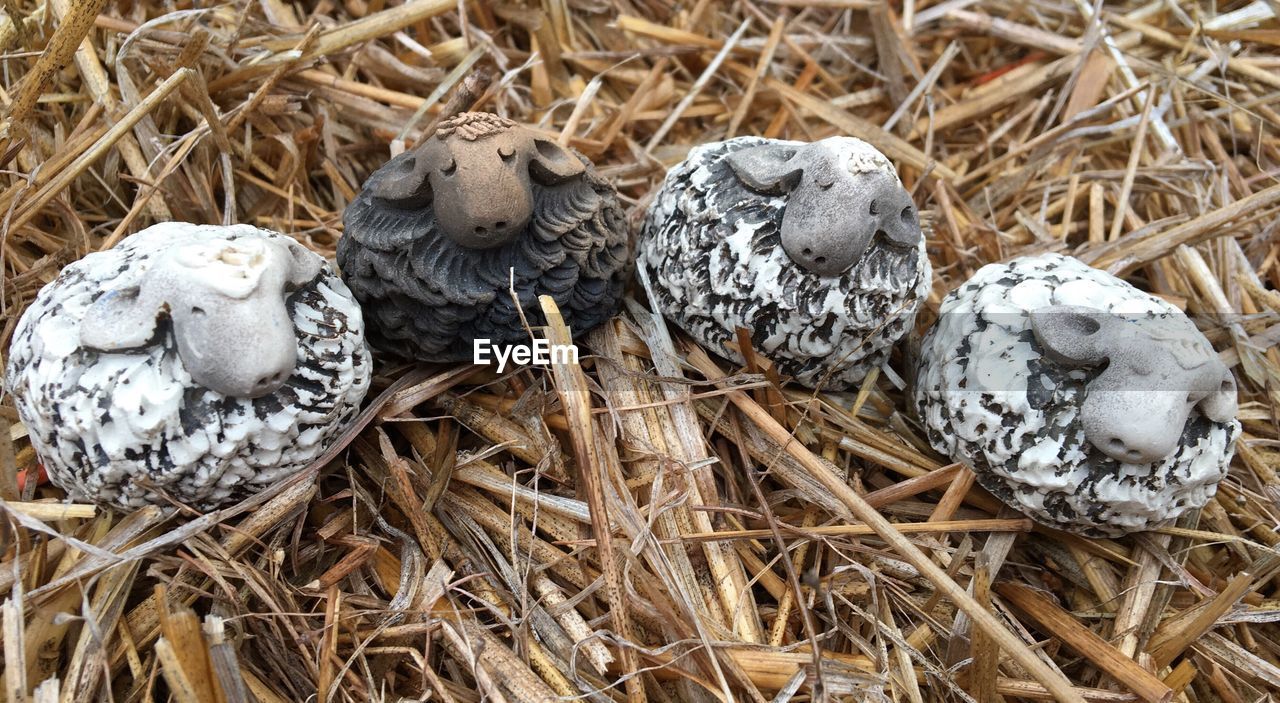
[727,137,921,276]
[79,236,321,399]
[1031,304,1238,464]
[370,112,586,250]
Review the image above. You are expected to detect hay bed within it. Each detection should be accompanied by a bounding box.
[0,1,1278,701]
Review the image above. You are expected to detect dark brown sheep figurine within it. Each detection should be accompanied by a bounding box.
[338,112,631,362]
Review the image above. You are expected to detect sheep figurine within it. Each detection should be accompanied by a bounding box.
[338,112,632,362]
[914,253,1240,535]
[6,223,372,510]
[639,136,930,389]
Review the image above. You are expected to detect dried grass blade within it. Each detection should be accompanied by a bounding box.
[539,295,644,703]
[685,346,1088,703]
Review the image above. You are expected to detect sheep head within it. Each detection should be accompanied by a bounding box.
[1030,304,1238,465]
[727,137,921,277]
[80,236,322,398]
[370,112,586,249]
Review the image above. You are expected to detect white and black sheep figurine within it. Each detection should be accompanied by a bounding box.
[914,253,1240,535]
[6,223,372,510]
[639,136,930,389]
[338,112,632,362]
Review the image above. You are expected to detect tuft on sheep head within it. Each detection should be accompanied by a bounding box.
[370,112,586,249]
[1030,304,1238,464]
[79,236,321,399]
[726,137,921,276]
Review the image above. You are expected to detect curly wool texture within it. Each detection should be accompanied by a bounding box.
[6,224,371,510]
[639,137,930,389]
[338,147,632,362]
[914,253,1240,535]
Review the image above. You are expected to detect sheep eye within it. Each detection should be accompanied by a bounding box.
[440,158,457,176]
[816,176,834,189]
[498,145,515,161]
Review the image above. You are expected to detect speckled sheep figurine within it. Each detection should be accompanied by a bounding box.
[6,223,372,510]
[639,136,930,389]
[914,253,1240,535]
[338,112,632,362]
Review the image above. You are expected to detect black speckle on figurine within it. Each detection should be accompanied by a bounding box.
[913,253,1240,536]
[639,136,931,389]
[6,223,372,510]
[338,112,632,362]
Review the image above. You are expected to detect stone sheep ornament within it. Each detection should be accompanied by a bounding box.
[338,112,632,362]
[914,253,1240,535]
[639,136,930,389]
[6,223,372,510]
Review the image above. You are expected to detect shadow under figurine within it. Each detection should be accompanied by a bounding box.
[639,136,930,390]
[6,223,372,510]
[914,253,1240,536]
[339,112,632,362]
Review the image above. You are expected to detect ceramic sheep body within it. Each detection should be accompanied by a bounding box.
[639,136,930,390]
[338,112,632,362]
[914,253,1240,535]
[6,223,371,510]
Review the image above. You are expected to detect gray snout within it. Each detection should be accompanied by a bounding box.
[779,170,922,277]
[1096,429,1178,465]
[244,363,294,398]
[1083,390,1186,465]
[175,299,299,399]
[182,331,297,399]
[467,218,524,247]
[786,229,861,277]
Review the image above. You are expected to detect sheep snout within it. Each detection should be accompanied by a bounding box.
[780,169,922,277]
[428,137,534,249]
[1083,386,1189,464]
[173,297,298,398]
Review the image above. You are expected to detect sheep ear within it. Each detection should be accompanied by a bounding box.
[276,238,323,290]
[1029,305,1110,366]
[529,137,585,185]
[370,151,432,206]
[1200,371,1238,423]
[80,285,163,351]
[727,143,803,195]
